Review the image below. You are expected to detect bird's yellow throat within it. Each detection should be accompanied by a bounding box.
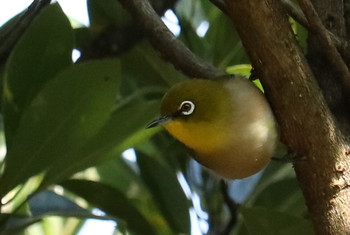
[163,119,228,155]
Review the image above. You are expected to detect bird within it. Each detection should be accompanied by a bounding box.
[147,75,278,179]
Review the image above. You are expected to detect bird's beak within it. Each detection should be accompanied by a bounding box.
[147,115,172,128]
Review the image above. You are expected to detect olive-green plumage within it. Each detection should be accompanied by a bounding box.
[148,76,277,179]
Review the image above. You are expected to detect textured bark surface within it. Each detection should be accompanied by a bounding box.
[225,0,350,234]
[306,0,350,133]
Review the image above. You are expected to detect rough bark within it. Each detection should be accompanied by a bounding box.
[303,0,350,133]
[224,0,350,234]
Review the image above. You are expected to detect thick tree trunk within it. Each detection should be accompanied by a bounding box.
[225,0,350,234]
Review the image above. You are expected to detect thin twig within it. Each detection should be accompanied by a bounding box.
[281,0,309,27]
[118,0,224,78]
[297,0,350,93]
[219,180,239,235]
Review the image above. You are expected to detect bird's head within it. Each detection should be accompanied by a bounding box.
[147,79,231,151]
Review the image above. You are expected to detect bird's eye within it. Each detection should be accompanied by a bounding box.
[179,101,195,115]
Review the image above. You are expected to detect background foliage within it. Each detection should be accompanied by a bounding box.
[0,0,313,234]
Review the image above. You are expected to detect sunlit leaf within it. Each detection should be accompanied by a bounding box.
[226,64,252,77]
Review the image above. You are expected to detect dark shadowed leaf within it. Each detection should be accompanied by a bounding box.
[87,0,131,29]
[137,151,191,234]
[241,206,314,235]
[120,41,185,92]
[96,156,176,235]
[3,3,74,144]
[61,179,156,235]
[28,190,87,216]
[246,162,296,204]
[253,178,307,216]
[96,157,141,193]
[206,13,248,68]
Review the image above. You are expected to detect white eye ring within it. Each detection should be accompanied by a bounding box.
[179,100,195,115]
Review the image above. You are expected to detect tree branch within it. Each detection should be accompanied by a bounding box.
[280,0,350,64]
[0,0,51,65]
[224,0,350,234]
[209,0,350,67]
[345,0,350,36]
[79,0,178,61]
[118,0,224,78]
[297,0,350,94]
[281,0,309,27]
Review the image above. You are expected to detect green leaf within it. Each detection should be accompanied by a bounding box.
[3,3,74,144]
[0,60,119,197]
[61,179,156,235]
[74,27,96,51]
[294,21,308,52]
[241,206,314,235]
[199,0,221,21]
[137,151,191,234]
[96,157,177,234]
[121,42,185,90]
[40,99,159,188]
[226,64,252,78]
[178,18,209,59]
[87,0,131,29]
[205,13,248,68]
[226,64,264,91]
[246,162,296,205]
[96,157,141,193]
[253,178,307,216]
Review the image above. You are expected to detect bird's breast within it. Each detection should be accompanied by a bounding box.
[163,116,277,179]
[163,120,226,154]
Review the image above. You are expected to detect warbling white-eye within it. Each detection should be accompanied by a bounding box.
[147,75,278,179]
